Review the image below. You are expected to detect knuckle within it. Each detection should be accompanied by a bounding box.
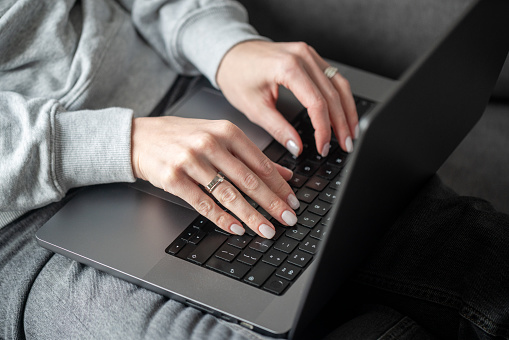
[310,97,328,114]
[245,212,259,227]
[216,120,238,137]
[218,185,238,204]
[216,213,227,227]
[293,41,310,54]
[266,197,283,213]
[242,172,259,191]
[337,76,351,90]
[195,132,217,152]
[195,198,213,217]
[258,157,275,177]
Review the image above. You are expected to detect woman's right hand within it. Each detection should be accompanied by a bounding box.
[131,116,300,239]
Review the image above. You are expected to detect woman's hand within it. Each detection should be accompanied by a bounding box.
[131,116,299,238]
[216,40,359,156]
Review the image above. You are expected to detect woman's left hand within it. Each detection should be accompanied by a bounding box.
[216,40,359,157]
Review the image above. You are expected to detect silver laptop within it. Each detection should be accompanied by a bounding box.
[36,1,509,338]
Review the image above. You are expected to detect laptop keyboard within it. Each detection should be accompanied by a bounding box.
[166,96,375,295]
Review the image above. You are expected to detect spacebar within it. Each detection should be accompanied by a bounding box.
[187,233,228,265]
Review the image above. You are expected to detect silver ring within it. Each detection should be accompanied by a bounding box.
[206,173,224,193]
[323,66,338,79]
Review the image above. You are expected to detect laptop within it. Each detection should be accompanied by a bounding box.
[36,0,509,338]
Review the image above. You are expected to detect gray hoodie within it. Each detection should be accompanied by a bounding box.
[0,0,264,227]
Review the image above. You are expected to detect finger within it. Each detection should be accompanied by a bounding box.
[331,74,359,140]
[168,175,246,236]
[274,162,293,181]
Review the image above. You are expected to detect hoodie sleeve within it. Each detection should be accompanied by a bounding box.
[117,0,268,88]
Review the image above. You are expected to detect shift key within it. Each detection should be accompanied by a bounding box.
[187,233,227,265]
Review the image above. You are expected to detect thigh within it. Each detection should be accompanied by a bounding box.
[351,176,509,339]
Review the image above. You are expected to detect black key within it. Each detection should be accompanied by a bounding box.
[329,174,343,190]
[256,207,272,220]
[263,275,290,295]
[215,244,241,262]
[188,230,207,245]
[165,238,187,255]
[356,97,375,116]
[319,188,337,203]
[295,161,319,177]
[296,187,319,203]
[190,215,209,229]
[310,225,328,240]
[274,236,299,254]
[299,236,320,255]
[249,236,274,253]
[176,243,197,260]
[328,149,348,168]
[244,227,257,237]
[321,214,333,227]
[206,257,250,280]
[315,164,341,180]
[288,250,313,267]
[285,225,310,241]
[298,211,321,228]
[269,222,287,241]
[276,263,301,281]
[244,196,258,209]
[227,234,252,249]
[288,173,308,188]
[237,248,262,266]
[244,262,276,287]
[295,202,308,216]
[262,248,287,267]
[278,158,296,171]
[181,226,198,241]
[263,141,287,162]
[305,175,329,192]
[308,199,331,216]
[214,227,231,236]
[187,233,228,264]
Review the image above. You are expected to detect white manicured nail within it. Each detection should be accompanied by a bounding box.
[321,143,331,157]
[286,140,300,157]
[345,136,353,153]
[354,124,360,139]
[287,194,300,210]
[259,224,275,239]
[282,210,297,226]
[230,223,245,235]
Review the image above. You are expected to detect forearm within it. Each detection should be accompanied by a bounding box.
[0,92,135,213]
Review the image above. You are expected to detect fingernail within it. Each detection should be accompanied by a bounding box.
[259,224,275,239]
[345,136,353,153]
[286,140,300,157]
[287,194,300,210]
[283,166,294,179]
[282,210,297,226]
[321,142,331,157]
[354,124,360,140]
[230,223,245,235]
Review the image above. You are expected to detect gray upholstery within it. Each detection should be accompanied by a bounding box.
[239,0,509,213]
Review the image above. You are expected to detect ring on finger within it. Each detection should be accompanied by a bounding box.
[323,66,338,79]
[206,172,224,193]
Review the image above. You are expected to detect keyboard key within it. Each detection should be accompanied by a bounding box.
[288,250,313,267]
[227,234,252,249]
[305,175,329,192]
[315,164,341,180]
[276,263,301,281]
[237,248,262,266]
[187,233,228,264]
[308,199,331,216]
[356,97,375,116]
[244,262,276,287]
[165,238,186,255]
[285,225,310,241]
[190,215,209,229]
[299,236,320,255]
[329,174,342,190]
[298,211,321,228]
[181,226,198,241]
[274,236,299,254]
[295,161,319,177]
[206,257,250,280]
[249,236,274,253]
[263,275,290,295]
[262,249,287,267]
[328,149,348,168]
[215,244,241,262]
[257,207,272,220]
[319,188,337,203]
[288,173,308,188]
[188,230,207,245]
[295,202,308,216]
[264,141,287,162]
[310,225,328,240]
[176,243,197,260]
[296,187,319,203]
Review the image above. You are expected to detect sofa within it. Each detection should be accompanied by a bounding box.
[238,0,509,214]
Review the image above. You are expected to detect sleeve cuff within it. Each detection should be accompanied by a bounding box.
[176,3,268,88]
[53,107,136,192]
